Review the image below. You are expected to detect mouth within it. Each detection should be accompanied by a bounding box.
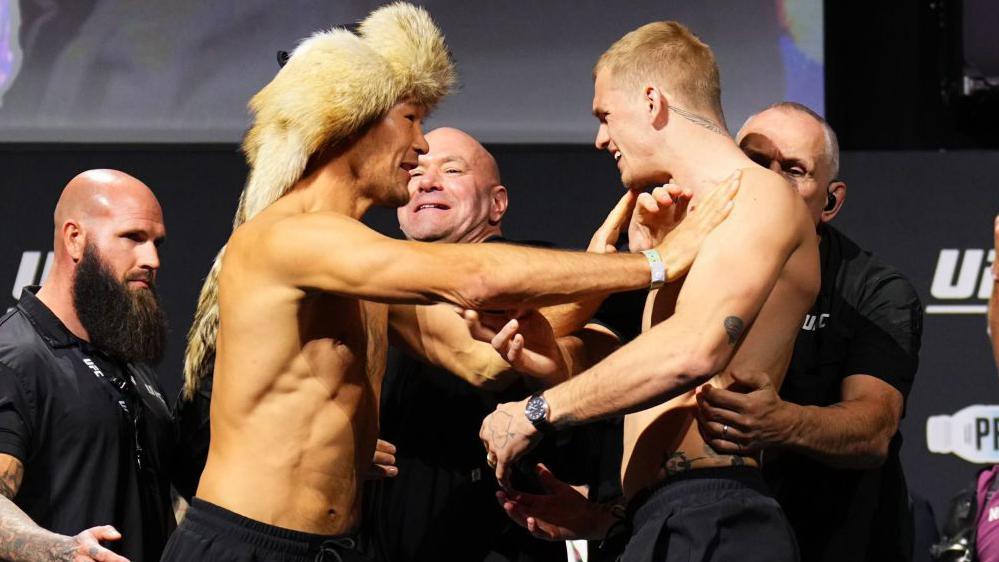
[414,203,450,212]
[127,279,151,290]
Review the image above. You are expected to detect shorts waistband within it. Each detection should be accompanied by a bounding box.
[628,466,772,521]
[186,498,359,556]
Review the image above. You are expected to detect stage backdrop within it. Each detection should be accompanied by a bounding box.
[0,145,996,530]
[0,0,822,143]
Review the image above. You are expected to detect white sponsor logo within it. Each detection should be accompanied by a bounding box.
[990,506,999,523]
[801,313,829,332]
[926,249,993,315]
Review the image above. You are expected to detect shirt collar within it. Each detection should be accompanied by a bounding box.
[16,286,82,349]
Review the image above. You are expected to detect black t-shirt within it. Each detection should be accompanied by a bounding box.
[0,288,176,561]
[766,224,923,562]
[365,237,571,562]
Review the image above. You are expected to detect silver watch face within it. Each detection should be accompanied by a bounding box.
[525,395,548,423]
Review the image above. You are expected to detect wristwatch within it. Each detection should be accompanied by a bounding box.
[524,393,554,434]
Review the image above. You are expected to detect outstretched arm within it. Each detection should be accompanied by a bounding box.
[253,212,657,310]
[480,172,812,484]
[0,454,129,562]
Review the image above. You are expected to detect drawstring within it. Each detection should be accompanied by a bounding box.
[315,537,357,562]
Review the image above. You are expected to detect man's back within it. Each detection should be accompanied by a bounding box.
[197,202,387,535]
[622,167,819,496]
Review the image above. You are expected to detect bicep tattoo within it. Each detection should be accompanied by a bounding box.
[723,316,745,346]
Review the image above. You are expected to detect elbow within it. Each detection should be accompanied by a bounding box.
[678,341,733,387]
[452,262,498,310]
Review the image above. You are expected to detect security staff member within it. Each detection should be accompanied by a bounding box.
[0,170,174,562]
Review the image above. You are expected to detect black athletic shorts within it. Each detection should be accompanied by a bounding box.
[620,466,799,562]
[161,498,370,562]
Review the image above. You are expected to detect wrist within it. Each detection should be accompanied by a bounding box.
[641,249,666,290]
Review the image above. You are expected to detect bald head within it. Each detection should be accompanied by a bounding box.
[54,169,160,230]
[425,127,501,186]
[399,127,508,243]
[48,169,166,286]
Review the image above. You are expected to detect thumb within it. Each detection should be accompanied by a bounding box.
[535,463,570,493]
[94,525,122,541]
[729,370,770,391]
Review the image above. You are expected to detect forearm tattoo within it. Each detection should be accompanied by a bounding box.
[723,316,745,345]
[0,461,78,562]
[0,461,22,499]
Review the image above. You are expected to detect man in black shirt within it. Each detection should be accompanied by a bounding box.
[0,170,175,562]
[368,126,567,562]
[696,102,923,561]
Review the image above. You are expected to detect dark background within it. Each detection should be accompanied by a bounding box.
[1,0,997,538]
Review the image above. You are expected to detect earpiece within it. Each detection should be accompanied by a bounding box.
[824,192,837,212]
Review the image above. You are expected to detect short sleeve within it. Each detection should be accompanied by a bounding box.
[842,274,923,399]
[0,363,32,462]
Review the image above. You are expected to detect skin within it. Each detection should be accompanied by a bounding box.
[478,69,820,540]
[0,169,164,562]
[692,107,905,469]
[398,127,506,244]
[195,100,726,535]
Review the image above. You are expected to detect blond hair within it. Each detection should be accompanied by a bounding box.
[595,21,724,127]
[182,2,455,399]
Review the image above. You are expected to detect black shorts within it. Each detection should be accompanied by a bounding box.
[161,498,369,562]
[620,466,799,562]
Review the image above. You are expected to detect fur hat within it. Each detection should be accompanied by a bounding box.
[183,2,455,398]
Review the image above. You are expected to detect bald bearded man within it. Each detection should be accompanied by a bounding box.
[0,170,174,562]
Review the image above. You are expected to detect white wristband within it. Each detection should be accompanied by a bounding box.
[641,249,666,290]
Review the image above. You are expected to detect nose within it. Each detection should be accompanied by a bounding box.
[138,241,160,273]
[413,128,429,156]
[416,167,442,193]
[594,123,610,150]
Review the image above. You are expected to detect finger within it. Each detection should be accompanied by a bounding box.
[535,463,571,494]
[697,384,752,413]
[590,190,638,252]
[508,334,525,363]
[491,319,520,352]
[90,526,122,541]
[496,457,509,489]
[636,192,659,216]
[702,437,745,456]
[372,451,396,466]
[651,186,677,207]
[375,439,397,455]
[365,464,398,479]
[463,310,496,342]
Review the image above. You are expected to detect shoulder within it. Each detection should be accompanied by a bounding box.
[729,166,813,240]
[0,309,49,378]
[825,226,921,310]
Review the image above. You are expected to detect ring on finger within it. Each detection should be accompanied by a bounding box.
[722,424,729,438]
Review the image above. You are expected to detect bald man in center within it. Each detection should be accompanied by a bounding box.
[369,126,569,562]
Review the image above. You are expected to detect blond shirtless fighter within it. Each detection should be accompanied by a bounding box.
[162,5,733,562]
[477,22,820,562]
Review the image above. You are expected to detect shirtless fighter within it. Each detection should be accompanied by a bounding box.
[477,21,820,561]
[163,5,732,562]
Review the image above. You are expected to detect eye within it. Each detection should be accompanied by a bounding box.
[784,166,806,177]
[123,232,145,243]
[444,168,461,174]
[410,169,423,177]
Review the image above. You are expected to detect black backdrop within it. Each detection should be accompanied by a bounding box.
[1,144,997,531]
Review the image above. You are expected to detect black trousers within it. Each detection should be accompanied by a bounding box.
[161,498,369,562]
[621,466,800,562]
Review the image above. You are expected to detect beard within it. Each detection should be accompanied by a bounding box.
[72,244,167,364]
